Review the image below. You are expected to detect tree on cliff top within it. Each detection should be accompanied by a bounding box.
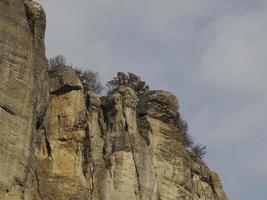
[74,69,103,95]
[48,55,103,94]
[106,72,149,94]
[48,55,66,70]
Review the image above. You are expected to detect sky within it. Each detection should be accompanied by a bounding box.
[35,0,267,199]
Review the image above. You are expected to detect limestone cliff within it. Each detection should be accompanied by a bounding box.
[0,0,48,199]
[0,1,229,200]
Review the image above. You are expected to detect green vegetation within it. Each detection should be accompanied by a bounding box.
[106,72,149,94]
[177,116,207,159]
[48,55,103,94]
[191,144,207,159]
[74,69,103,95]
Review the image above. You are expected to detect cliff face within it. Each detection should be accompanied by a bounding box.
[0,1,229,200]
[0,0,48,199]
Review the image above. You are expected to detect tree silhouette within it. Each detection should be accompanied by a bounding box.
[48,55,66,70]
[191,144,206,159]
[106,72,149,94]
[75,69,103,95]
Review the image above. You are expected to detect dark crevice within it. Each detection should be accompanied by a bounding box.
[136,116,151,145]
[191,170,210,184]
[45,137,52,158]
[125,122,128,132]
[200,176,210,184]
[56,138,68,142]
[36,118,42,129]
[157,192,161,200]
[0,105,15,115]
[14,177,24,187]
[82,125,91,177]
[100,106,112,170]
[36,104,48,129]
[43,128,52,159]
[50,85,82,96]
[36,114,45,129]
[82,125,95,198]
[57,115,61,138]
[137,112,147,117]
[98,109,106,137]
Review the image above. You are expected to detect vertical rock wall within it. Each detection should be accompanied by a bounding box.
[0,0,48,199]
[28,66,90,200]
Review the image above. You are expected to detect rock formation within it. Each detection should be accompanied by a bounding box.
[0,0,48,199]
[0,0,229,199]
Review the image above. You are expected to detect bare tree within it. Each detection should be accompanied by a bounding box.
[176,117,207,159]
[106,72,149,94]
[191,144,206,159]
[48,55,66,70]
[177,117,193,148]
[75,69,103,95]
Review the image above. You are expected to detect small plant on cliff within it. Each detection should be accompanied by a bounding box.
[191,144,206,159]
[74,69,104,95]
[177,116,193,148]
[106,72,149,94]
[177,116,206,159]
[48,55,66,70]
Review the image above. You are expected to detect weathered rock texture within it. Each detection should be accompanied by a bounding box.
[0,1,229,200]
[0,0,48,199]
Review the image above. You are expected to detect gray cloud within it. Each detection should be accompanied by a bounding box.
[200,8,267,93]
[36,0,267,199]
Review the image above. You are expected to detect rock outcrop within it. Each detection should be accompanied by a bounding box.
[0,1,229,200]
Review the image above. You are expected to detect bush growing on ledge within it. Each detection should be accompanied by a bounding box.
[74,69,103,95]
[177,116,193,148]
[48,55,103,95]
[191,144,206,159]
[48,55,66,70]
[177,116,206,159]
[106,72,149,94]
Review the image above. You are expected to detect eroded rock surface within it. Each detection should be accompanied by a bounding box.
[0,0,48,199]
[29,79,229,200]
[0,1,229,200]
